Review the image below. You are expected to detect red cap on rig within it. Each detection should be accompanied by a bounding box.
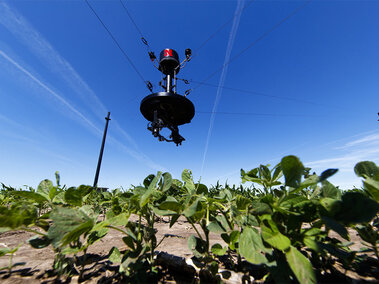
[158,48,180,75]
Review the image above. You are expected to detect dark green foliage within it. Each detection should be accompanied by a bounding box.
[0,157,378,282]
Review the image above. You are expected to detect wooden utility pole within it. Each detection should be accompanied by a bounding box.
[93,112,111,188]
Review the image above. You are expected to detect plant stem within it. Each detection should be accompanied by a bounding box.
[187,217,203,240]
[107,225,128,235]
[8,253,13,274]
[23,227,45,236]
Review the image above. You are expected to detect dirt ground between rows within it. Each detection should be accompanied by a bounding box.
[0,216,226,283]
[0,215,377,283]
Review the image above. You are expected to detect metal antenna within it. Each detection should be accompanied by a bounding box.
[93,112,111,188]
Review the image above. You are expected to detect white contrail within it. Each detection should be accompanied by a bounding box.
[0,50,102,134]
[0,50,166,171]
[200,0,245,176]
[0,2,138,149]
[0,2,167,170]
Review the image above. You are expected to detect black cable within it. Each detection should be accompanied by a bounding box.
[197,111,321,117]
[189,80,336,109]
[119,0,150,48]
[84,0,150,90]
[191,0,256,59]
[193,0,312,91]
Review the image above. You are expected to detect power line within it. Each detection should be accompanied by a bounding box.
[188,80,338,109]
[119,0,151,49]
[84,0,151,91]
[191,0,256,60]
[193,0,312,91]
[197,111,321,117]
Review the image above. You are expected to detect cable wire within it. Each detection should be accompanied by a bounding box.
[119,0,151,48]
[193,0,312,91]
[197,111,321,117]
[189,80,340,109]
[84,0,151,90]
[191,0,256,60]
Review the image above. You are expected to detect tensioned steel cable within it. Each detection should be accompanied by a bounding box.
[187,80,342,109]
[84,0,151,91]
[191,0,256,60]
[192,0,312,92]
[119,0,152,49]
[197,111,321,117]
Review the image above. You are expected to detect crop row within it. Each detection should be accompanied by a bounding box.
[0,155,378,283]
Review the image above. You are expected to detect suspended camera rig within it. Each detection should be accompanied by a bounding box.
[140,48,195,146]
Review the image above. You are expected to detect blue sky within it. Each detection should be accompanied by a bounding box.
[0,0,378,190]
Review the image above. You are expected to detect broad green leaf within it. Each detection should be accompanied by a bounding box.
[211,243,227,256]
[354,161,379,179]
[161,172,172,192]
[123,236,135,250]
[272,165,283,181]
[106,212,129,226]
[61,219,94,246]
[259,165,271,181]
[64,187,82,207]
[322,216,349,240]
[268,256,292,284]
[143,174,155,188]
[0,247,11,257]
[279,195,307,210]
[139,188,153,208]
[187,235,207,257]
[251,200,272,215]
[281,156,304,188]
[207,221,226,233]
[196,183,208,195]
[319,169,338,182]
[260,215,291,251]
[188,235,197,252]
[236,195,251,210]
[303,227,323,237]
[28,235,51,249]
[170,214,180,228]
[320,197,341,217]
[133,186,146,195]
[239,227,269,265]
[159,200,182,213]
[295,174,319,192]
[48,207,92,248]
[12,191,48,204]
[182,169,195,192]
[363,178,379,202]
[53,191,65,204]
[0,203,38,229]
[109,247,121,263]
[148,172,162,191]
[78,185,92,198]
[37,179,54,200]
[87,227,108,245]
[336,192,379,224]
[321,181,341,199]
[317,242,354,261]
[102,191,112,200]
[183,198,201,218]
[139,172,162,207]
[152,207,176,216]
[261,224,291,251]
[55,171,60,186]
[303,237,319,252]
[285,246,316,284]
[355,224,376,244]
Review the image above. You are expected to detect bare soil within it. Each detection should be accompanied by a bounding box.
[0,216,378,283]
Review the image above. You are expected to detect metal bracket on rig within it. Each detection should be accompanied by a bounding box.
[140,48,194,146]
